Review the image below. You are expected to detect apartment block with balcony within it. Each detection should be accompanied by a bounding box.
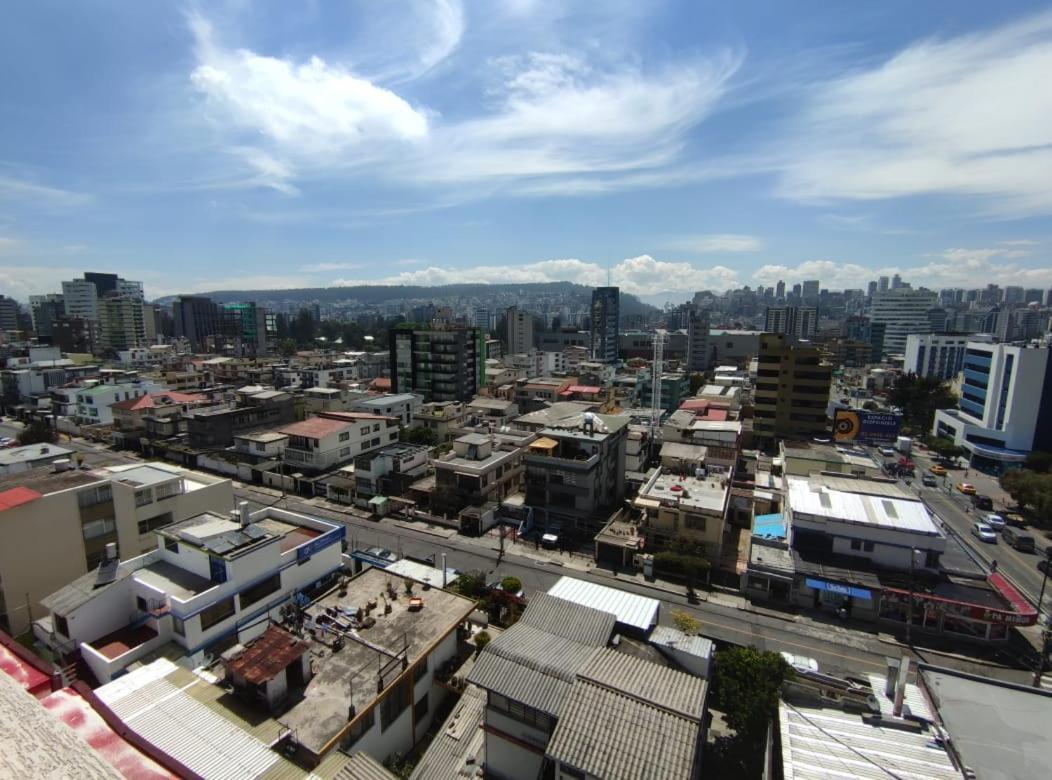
[524,413,628,536]
[753,333,832,444]
[73,379,167,426]
[432,433,529,529]
[185,389,296,448]
[933,341,1052,473]
[634,467,732,562]
[0,462,232,637]
[413,400,466,442]
[279,411,399,474]
[330,441,430,507]
[390,326,482,403]
[34,503,344,683]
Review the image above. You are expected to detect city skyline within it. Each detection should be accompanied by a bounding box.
[2,2,1052,300]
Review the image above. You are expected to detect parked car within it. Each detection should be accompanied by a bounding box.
[957,482,977,495]
[1039,558,1050,575]
[880,447,897,457]
[1002,527,1036,553]
[972,522,998,543]
[922,474,938,487]
[984,513,1006,531]
[780,652,819,674]
[929,465,947,476]
[971,494,994,511]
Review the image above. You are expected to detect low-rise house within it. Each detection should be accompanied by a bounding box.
[465,397,519,429]
[327,442,430,507]
[35,503,344,683]
[349,392,422,426]
[186,389,296,448]
[513,376,573,413]
[432,433,528,528]
[279,411,399,474]
[413,400,465,442]
[635,466,732,562]
[233,431,288,460]
[779,440,884,479]
[74,380,166,426]
[0,462,232,637]
[110,391,210,448]
[0,442,75,474]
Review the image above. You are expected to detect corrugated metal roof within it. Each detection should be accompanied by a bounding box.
[647,626,714,663]
[333,753,397,780]
[546,576,660,632]
[410,685,486,780]
[516,593,615,646]
[778,700,960,780]
[546,678,701,780]
[579,648,706,720]
[96,660,281,780]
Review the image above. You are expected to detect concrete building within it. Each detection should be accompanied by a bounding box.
[0,443,75,474]
[279,412,400,474]
[172,295,219,352]
[764,306,818,340]
[413,400,466,442]
[590,286,620,364]
[465,397,520,429]
[869,288,938,355]
[523,412,628,535]
[349,392,421,426]
[60,278,100,322]
[73,379,167,426]
[505,306,534,356]
[390,326,482,403]
[708,329,762,367]
[933,341,1052,472]
[110,391,210,448]
[0,295,21,332]
[330,441,430,507]
[35,504,343,682]
[0,462,232,637]
[638,371,690,413]
[219,302,273,357]
[185,389,296,448]
[686,306,710,372]
[431,432,528,527]
[97,296,146,354]
[753,333,832,444]
[635,466,731,563]
[904,332,985,380]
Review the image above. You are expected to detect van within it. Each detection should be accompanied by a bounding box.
[971,494,993,511]
[1002,527,1035,552]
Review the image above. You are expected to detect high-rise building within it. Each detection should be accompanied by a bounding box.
[764,306,817,340]
[934,341,1052,473]
[878,276,890,292]
[473,307,493,333]
[61,278,99,321]
[869,288,938,355]
[590,286,620,364]
[52,317,95,354]
[219,302,274,357]
[979,284,1001,305]
[29,293,64,338]
[97,296,146,353]
[753,332,832,443]
[1002,286,1025,305]
[904,333,984,380]
[791,283,802,300]
[686,306,710,372]
[390,326,483,402]
[927,307,949,332]
[801,280,820,305]
[505,306,534,355]
[173,295,219,352]
[0,295,21,332]
[867,281,878,298]
[891,273,903,289]
[775,280,786,300]
[1024,288,1044,305]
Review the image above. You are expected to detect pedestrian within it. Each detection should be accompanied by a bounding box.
[991,559,998,572]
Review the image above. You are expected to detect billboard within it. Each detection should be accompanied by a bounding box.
[832,409,902,443]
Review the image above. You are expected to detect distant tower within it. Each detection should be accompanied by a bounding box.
[775,280,786,300]
[590,287,620,364]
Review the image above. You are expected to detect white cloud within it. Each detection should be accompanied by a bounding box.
[0,175,91,208]
[663,234,763,254]
[299,262,364,273]
[753,260,880,290]
[332,254,742,295]
[773,11,1052,216]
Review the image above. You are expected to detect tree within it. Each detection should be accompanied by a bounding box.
[1001,469,1052,517]
[400,426,436,446]
[278,338,297,358]
[17,419,56,446]
[711,646,793,742]
[671,610,701,635]
[451,570,487,600]
[473,630,491,655]
[1025,451,1052,474]
[688,373,705,395]
[929,437,966,465]
[888,373,957,432]
[499,576,522,594]
[862,400,879,411]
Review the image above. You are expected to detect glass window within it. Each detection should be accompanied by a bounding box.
[198,596,236,631]
[380,678,411,731]
[136,596,148,612]
[54,614,69,637]
[339,431,350,442]
[414,692,429,721]
[164,537,179,553]
[238,573,281,610]
[82,517,116,540]
[342,708,375,749]
[172,616,185,636]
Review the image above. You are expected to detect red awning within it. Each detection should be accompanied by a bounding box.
[988,572,1038,618]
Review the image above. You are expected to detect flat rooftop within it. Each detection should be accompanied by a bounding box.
[788,476,941,536]
[0,443,73,466]
[0,464,102,496]
[641,471,729,513]
[280,568,475,755]
[107,464,185,488]
[782,441,881,469]
[234,431,289,443]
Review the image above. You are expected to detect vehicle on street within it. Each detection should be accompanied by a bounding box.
[984,513,1006,531]
[957,482,977,495]
[971,494,994,511]
[922,474,938,487]
[780,652,819,674]
[972,522,998,543]
[929,465,947,476]
[1002,527,1036,553]
[880,447,896,457]
[1039,558,1050,575]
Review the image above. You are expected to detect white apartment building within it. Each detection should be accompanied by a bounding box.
[73,379,166,426]
[279,411,400,473]
[0,461,232,637]
[933,341,1052,472]
[903,333,988,380]
[506,306,534,355]
[869,288,938,356]
[61,279,99,321]
[349,392,422,426]
[35,504,344,682]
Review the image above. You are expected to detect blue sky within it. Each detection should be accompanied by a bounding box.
[2,0,1051,301]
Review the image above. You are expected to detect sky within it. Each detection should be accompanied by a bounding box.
[2,0,1052,303]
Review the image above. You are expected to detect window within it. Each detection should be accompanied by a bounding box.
[164,537,179,553]
[373,423,380,432]
[864,541,874,552]
[413,659,428,683]
[172,616,185,636]
[850,539,861,551]
[54,614,69,637]
[342,708,375,749]
[371,437,381,448]
[414,692,429,721]
[380,678,411,731]
[488,692,554,732]
[339,431,350,442]
[154,480,184,501]
[360,426,370,435]
[138,512,173,535]
[78,484,112,507]
[255,440,266,451]
[340,447,351,457]
[239,573,281,610]
[198,596,236,631]
[82,517,116,540]
[136,596,149,612]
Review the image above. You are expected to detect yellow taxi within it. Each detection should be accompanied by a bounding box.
[956,482,977,495]
[929,465,947,476]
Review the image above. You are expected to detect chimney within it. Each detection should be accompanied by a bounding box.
[884,657,899,699]
[893,655,910,717]
[104,542,117,562]
[238,501,251,527]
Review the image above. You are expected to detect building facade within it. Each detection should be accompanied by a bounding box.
[505,306,534,356]
[172,295,219,352]
[904,332,985,380]
[754,333,832,443]
[869,288,938,356]
[390,327,483,403]
[590,287,620,364]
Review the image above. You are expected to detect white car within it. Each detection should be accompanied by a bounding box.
[780,652,819,673]
[984,513,1006,531]
[972,522,998,543]
[879,447,896,457]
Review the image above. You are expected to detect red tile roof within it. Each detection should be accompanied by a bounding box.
[110,392,207,412]
[224,625,311,685]
[370,377,391,391]
[566,385,602,394]
[278,415,356,438]
[0,486,43,512]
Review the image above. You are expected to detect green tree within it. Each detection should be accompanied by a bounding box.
[279,338,298,358]
[451,571,487,600]
[1001,469,1052,515]
[1025,451,1052,474]
[711,646,793,742]
[400,426,437,446]
[888,373,957,432]
[671,610,701,635]
[499,576,522,594]
[473,630,492,655]
[17,419,56,446]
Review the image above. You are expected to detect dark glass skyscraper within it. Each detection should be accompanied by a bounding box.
[590,286,619,364]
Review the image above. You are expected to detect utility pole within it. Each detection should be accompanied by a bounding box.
[1033,549,1051,687]
[906,547,919,646]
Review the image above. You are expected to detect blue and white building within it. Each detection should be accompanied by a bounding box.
[36,502,344,682]
[933,341,1052,472]
[904,332,991,380]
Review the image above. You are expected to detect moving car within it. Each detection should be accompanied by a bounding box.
[880,447,897,457]
[972,522,998,543]
[984,513,1006,531]
[1002,527,1036,553]
[971,494,994,511]
[957,482,977,495]
[929,465,947,476]
[922,474,938,487]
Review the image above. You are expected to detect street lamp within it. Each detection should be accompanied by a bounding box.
[1033,549,1052,688]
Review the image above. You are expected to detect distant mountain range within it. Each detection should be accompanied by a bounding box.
[154,281,659,318]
